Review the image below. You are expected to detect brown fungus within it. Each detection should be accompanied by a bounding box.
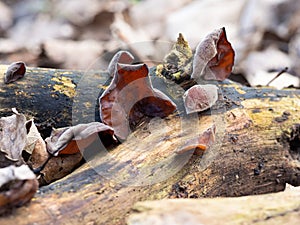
[191,27,235,81]
[183,84,218,114]
[4,61,26,84]
[176,124,216,155]
[99,55,177,140]
[107,50,134,77]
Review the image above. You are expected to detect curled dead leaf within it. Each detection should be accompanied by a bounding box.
[0,165,38,214]
[99,54,177,140]
[4,61,26,84]
[0,108,27,166]
[27,122,115,185]
[176,125,216,155]
[45,122,115,156]
[38,153,82,185]
[24,120,49,172]
[191,27,234,81]
[24,119,45,157]
[183,84,219,114]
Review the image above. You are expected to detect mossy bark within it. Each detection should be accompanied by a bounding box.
[0,65,108,138]
[0,65,299,225]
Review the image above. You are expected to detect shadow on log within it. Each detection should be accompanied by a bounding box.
[0,65,299,224]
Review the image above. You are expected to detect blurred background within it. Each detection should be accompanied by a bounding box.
[0,0,300,88]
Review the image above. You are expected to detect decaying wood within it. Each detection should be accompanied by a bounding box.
[0,65,108,138]
[0,65,299,225]
[127,185,300,225]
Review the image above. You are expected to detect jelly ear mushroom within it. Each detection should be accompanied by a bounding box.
[99,60,177,140]
[191,27,235,81]
[107,51,134,77]
[176,124,216,155]
[183,84,218,114]
[4,61,26,84]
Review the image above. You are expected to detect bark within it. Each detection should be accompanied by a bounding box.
[0,64,108,138]
[127,185,300,225]
[0,65,299,225]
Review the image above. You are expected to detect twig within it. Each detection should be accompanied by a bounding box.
[266,67,288,86]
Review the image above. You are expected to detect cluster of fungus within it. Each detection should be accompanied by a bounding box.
[98,27,234,152]
[0,27,235,212]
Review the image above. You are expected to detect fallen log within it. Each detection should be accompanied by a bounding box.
[0,64,108,138]
[0,65,299,224]
[127,185,300,225]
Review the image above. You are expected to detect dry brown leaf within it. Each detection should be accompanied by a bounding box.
[0,165,38,215]
[0,2,13,33]
[42,39,103,70]
[191,27,234,81]
[242,47,298,89]
[24,120,49,171]
[38,153,82,185]
[24,119,45,155]
[0,108,27,166]
[45,122,115,156]
[28,122,115,185]
[55,0,104,26]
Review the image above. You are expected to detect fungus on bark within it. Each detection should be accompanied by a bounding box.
[183,84,219,114]
[107,50,134,77]
[191,27,234,81]
[4,61,26,84]
[99,52,177,140]
[176,125,216,155]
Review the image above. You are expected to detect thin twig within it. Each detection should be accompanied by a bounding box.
[266,67,288,86]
